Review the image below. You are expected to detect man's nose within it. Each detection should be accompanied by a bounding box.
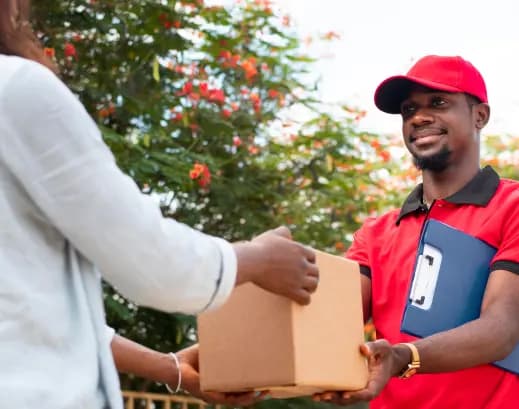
[410,107,434,126]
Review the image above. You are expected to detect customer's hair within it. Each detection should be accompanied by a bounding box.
[0,0,57,72]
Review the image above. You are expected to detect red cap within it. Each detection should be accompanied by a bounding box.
[374,55,488,114]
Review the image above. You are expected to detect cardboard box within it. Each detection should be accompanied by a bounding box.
[197,250,368,398]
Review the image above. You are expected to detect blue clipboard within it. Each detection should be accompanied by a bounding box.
[401,219,519,374]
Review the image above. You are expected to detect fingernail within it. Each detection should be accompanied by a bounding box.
[263,394,271,400]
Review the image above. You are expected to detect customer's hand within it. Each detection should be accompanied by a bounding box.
[234,226,319,305]
[176,344,268,406]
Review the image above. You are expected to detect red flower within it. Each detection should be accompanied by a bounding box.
[219,50,231,60]
[64,43,77,59]
[189,92,200,101]
[199,82,209,97]
[378,150,391,162]
[43,47,55,59]
[241,58,258,80]
[189,163,211,188]
[208,88,225,104]
[251,94,261,113]
[267,89,279,99]
[248,145,259,155]
[178,81,193,96]
[370,140,381,149]
[98,103,115,118]
[184,82,193,94]
[232,136,242,147]
[335,242,345,251]
[171,112,183,122]
[222,109,232,118]
[230,55,240,68]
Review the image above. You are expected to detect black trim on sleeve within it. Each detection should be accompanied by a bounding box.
[490,260,519,275]
[200,246,224,312]
[360,264,372,279]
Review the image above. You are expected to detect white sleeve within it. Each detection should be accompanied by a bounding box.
[105,326,116,345]
[0,60,236,314]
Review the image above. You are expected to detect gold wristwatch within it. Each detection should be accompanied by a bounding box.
[398,343,420,379]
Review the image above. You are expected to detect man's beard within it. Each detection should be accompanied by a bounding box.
[412,146,451,172]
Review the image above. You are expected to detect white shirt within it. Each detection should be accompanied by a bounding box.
[0,55,237,408]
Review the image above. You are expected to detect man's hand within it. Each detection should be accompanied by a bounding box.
[176,344,268,406]
[234,226,319,305]
[313,340,398,405]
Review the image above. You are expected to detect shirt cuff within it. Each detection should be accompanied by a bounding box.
[359,264,372,279]
[491,260,519,275]
[202,237,237,311]
[105,325,116,345]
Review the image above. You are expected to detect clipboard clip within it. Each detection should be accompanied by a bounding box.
[409,244,442,310]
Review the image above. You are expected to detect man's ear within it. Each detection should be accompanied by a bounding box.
[474,103,490,129]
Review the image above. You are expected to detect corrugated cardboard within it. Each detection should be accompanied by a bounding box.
[197,250,369,398]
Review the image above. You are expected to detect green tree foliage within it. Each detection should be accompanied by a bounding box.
[32,2,388,405]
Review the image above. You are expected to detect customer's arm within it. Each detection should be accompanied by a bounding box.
[0,59,317,314]
[111,333,265,405]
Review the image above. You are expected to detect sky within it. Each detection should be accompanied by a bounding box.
[275,0,519,137]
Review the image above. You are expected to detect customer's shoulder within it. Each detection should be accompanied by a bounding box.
[0,54,50,80]
[0,55,69,118]
[0,55,58,93]
[0,54,30,70]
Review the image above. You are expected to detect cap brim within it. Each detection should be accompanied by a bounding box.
[374,75,463,114]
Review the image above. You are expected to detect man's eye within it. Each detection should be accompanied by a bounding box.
[401,104,416,116]
[431,97,447,107]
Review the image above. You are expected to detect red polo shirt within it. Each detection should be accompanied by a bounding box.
[347,166,519,409]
